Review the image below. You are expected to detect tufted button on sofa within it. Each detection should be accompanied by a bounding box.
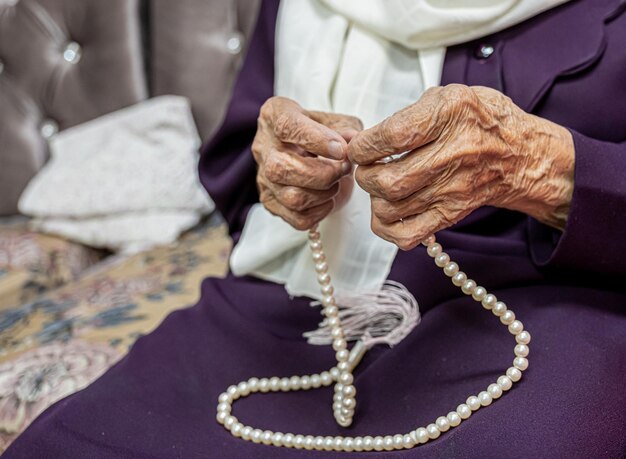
[0,0,260,215]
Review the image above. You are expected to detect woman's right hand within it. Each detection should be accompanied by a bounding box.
[253,97,362,230]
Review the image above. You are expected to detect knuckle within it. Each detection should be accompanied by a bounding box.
[263,156,287,183]
[280,187,310,211]
[380,117,407,149]
[273,112,295,140]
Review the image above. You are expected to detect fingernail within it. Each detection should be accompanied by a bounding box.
[328,140,344,159]
[341,161,352,174]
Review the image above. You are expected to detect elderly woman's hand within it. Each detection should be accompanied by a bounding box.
[253,97,362,230]
[348,84,575,250]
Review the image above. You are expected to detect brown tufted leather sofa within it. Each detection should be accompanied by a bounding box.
[0,0,260,215]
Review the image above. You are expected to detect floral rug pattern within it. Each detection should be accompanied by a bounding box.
[0,216,231,450]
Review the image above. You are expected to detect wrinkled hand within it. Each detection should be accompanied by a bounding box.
[253,97,362,230]
[348,84,575,250]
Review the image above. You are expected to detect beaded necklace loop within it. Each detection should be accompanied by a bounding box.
[216,231,531,452]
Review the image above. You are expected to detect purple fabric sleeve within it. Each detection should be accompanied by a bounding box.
[529,130,626,276]
[199,0,278,240]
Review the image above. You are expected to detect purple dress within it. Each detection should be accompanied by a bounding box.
[5,0,626,457]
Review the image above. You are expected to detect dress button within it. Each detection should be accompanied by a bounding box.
[225,32,244,55]
[63,42,82,64]
[40,119,59,139]
[475,43,495,59]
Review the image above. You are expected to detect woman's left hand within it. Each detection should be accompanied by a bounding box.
[348,84,575,250]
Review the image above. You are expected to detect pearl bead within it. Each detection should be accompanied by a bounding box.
[337,361,349,372]
[310,374,321,388]
[321,284,334,295]
[241,426,253,440]
[488,383,503,399]
[312,251,325,262]
[472,286,487,301]
[339,372,353,385]
[247,377,259,391]
[513,357,529,371]
[279,377,290,391]
[456,403,472,419]
[224,416,237,429]
[363,436,374,451]
[353,437,364,452]
[343,385,356,397]
[314,436,325,450]
[226,385,239,398]
[447,411,462,427]
[508,320,524,335]
[383,435,395,451]
[331,327,343,338]
[258,378,270,393]
[461,279,477,295]
[497,375,513,391]
[427,243,442,257]
[516,330,531,344]
[217,403,230,413]
[393,434,405,450]
[308,231,320,241]
[271,432,283,446]
[336,349,350,362]
[452,271,467,286]
[435,253,450,267]
[216,411,228,424]
[322,295,335,307]
[237,381,250,396]
[478,391,492,406]
[443,261,459,277]
[283,433,294,448]
[251,429,263,443]
[327,317,340,328]
[330,367,340,379]
[436,416,450,432]
[269,377,280,391]
[322,436,334,451]
[294,434,305,449]
[304,435,315,450]
[342,437,355,452]
[415,427,429,444]
[500,310,515,325]
[218,393,230,404]
[315,262,328,273]
[261,430,273,445]
[514,344,529,357]
[467,395,481,411]
[317,273,331,285]
[300,375,311,389]
[481,293,497,310]
[342,397,356,409]
[426,424,441,439]
[310,240,322,251]
[332,338,347,351]
[289,376,301,389]
[506,366,522,382]
[333,436,344,451]
[373,436,385,451]
[422,235,436,246]
[492,301,507,316]
[320,371,333,385]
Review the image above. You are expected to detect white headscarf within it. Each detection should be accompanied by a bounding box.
[231,0,570,300]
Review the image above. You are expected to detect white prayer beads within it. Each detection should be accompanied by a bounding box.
[216,232,531,452]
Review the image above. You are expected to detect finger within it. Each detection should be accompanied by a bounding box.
[264,148,351,190]
[371,192,431,225]
[309,111,363,142]
[260,183,335,231]
[371,208,447,251]
[348,86,448,165]
[371,203,472,250]
[273,184,340,212]
[268,101,348,160]
[355,141,447,201]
